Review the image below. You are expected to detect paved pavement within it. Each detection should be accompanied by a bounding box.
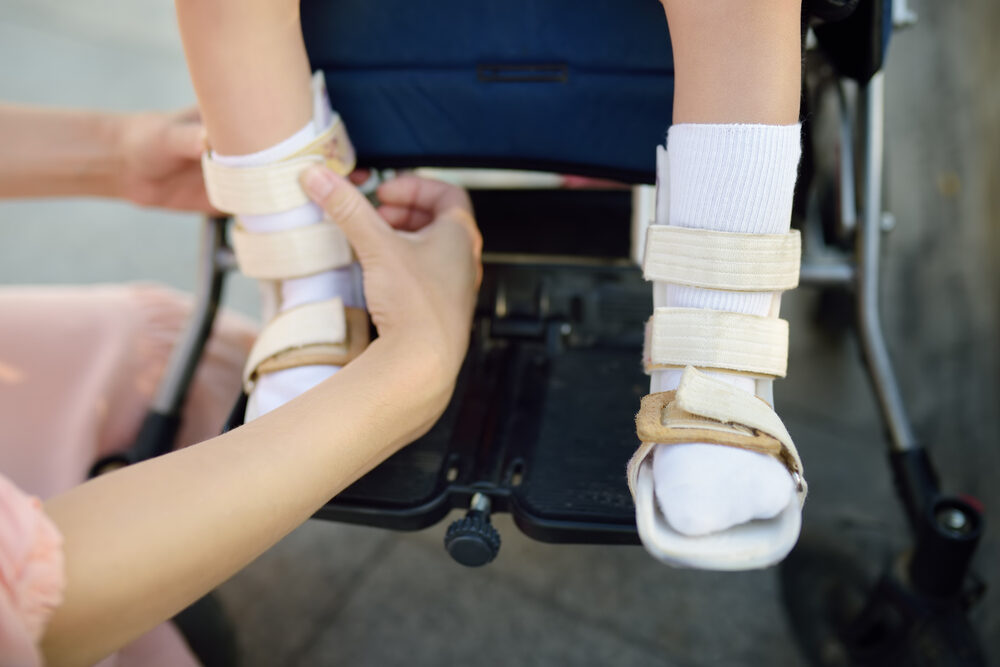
[1,0,997,664]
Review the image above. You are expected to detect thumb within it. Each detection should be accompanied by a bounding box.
[301,165,391,254]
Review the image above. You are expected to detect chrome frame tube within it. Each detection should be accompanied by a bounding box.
[799,261,855,287]
[837,79,858,237]
[151,216,229,414]
[856,72,917,452]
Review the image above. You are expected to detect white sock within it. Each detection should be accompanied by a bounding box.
[215,96,363,420]
[650,123,801,536]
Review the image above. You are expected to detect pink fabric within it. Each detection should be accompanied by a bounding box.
[0,476,63,667]
[0,283,255,666]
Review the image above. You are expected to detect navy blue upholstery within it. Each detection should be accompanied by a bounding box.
[302,0,674,183]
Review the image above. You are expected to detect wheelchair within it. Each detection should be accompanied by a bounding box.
[93,0,987,663]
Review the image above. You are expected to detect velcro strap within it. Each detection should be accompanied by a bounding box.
[643,226,801,291]
[645,307,788,378]
[231,222,353,280]
[203,115,356,216]
[243,298,354,391]
[635,367,805,494]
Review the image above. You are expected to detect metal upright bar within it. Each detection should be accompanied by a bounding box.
[90,215,232,473]
[799,261,855,287]
[837,80,858,237]
[855,72,918,452]
[151,216,230,414]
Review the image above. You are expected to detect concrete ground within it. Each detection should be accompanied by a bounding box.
[1,0,997,664]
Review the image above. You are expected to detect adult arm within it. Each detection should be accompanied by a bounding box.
[0,104,211,211]
[40,170,480,666]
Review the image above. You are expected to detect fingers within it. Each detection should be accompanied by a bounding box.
[376,175,472,219]
[449,207,484,288]
[377,204,434,231]
[164,120,205,159]
[173,106,202,124]
[170,169,215,213]
[376,175,474,233]
[348,169,371,186]
[301,165,391,256]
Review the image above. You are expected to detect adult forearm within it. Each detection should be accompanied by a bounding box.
[0,105,126,200]
[41,338,448,667]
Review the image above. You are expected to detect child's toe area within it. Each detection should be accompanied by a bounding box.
[652,443,794,537]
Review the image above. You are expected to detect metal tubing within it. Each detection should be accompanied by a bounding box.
[855,73,918,452]
[837,80,858,237]
[151,216,229,414]
[799,260,855,287]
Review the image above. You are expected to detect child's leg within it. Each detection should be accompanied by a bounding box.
[663,0,801,126]
[176,0,313,155]
[177,0,363,419]
[634,0,805,566]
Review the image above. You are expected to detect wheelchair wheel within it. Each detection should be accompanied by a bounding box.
[780,531,988,667]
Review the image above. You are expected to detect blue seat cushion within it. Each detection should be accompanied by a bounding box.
[302,0,674,184]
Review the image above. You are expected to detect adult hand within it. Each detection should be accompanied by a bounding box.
[301,166,481,409]
[113,109,374,212]
[114,107,213,212]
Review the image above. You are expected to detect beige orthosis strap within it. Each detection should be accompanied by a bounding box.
[230,222,354,280]
[200,71,368,386]
[242,299,369,392]
[634,222,806,499]
[630,367,807,502]
[643,226,800,291]
[644,307,789,378]
[202,116,356,216]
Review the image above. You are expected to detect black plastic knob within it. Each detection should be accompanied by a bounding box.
[444,511,501,567]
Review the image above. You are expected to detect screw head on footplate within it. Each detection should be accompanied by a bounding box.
[444,512,501,567]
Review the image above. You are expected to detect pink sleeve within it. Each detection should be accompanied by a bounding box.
[0,474,65,667]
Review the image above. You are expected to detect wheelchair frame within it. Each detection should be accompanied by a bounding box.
[93,3,987,661]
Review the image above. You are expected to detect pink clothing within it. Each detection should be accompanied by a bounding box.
[0,284,255,666]
[0,476,62,667]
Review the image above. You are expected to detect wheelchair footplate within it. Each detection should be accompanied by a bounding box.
[316,258,649,565]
